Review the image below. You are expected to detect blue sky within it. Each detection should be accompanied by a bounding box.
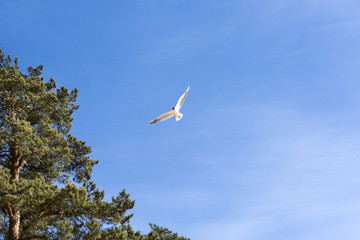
[1,0,360,239]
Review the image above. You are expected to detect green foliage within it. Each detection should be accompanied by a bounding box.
[145,224,190,240]
[0,49,188,239]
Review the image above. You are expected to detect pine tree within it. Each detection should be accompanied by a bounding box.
[0,49,189,240]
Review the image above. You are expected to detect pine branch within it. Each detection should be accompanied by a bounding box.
[26,104,49,116]
[0,161,9,168]
[17,105,31,115]
[22,211,64,234]
[16,153,33,171]
[17,158,26,172]
[0,153,10,168]
[0,114,10,119]
[3,202,14,219]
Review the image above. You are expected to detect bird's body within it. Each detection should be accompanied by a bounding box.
[149,86,189,124]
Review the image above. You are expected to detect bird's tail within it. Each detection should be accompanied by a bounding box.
[176,113,183,121]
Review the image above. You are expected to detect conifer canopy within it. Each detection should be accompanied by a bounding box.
[0,49,189,240]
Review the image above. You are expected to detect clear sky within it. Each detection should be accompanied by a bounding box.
[1,0,360,239]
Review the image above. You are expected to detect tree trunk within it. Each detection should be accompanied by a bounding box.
[9,144,21,240]
[8,167,21,240]
[9,209,20,240]
[8,167,21,239]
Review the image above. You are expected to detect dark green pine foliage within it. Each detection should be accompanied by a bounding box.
[0,49,189,240]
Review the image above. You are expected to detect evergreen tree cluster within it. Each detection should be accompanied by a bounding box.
[0,49,189,240]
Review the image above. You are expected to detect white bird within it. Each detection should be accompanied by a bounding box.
[149,86,190,124]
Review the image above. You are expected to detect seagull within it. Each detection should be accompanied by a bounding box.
[149,86,190,124]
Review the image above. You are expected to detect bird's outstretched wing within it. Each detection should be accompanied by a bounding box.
[148,110,175,124]
[175,86,190,112]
